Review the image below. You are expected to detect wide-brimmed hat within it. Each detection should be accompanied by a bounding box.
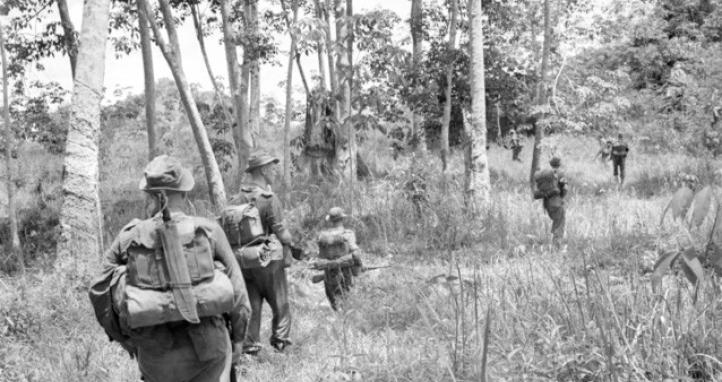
[246,151,279,173]
[325,207,347,222]
[139,155,195,192]
[549,156,561,168]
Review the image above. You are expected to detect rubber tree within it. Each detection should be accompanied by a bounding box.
[55,0,111,273]
[409,0,425,150]
[0,19,23,273]
[465,0,491,211]
[249,0,261,141]
[56,0,78,78]
[529,0,551,189]
[441,0,458,172]
[280,0,300,193]
[138,0,227,209]
[138,8,156,160]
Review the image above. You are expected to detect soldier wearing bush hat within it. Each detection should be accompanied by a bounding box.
[90,155,251,382]
[230,150,305,354]
[546,156,567,246]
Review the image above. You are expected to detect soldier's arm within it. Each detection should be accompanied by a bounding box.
[210,223,251,344]
[559,176,569,198]
[266,196,294,245]
[345,231,360,254]
[101,235,126,274]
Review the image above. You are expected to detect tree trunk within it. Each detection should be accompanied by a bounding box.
[0,22,23,274]
[465,0,490,211]
[324,0,338,117]
[345,0,356,213]
[219,0,252,173]
[138,9,157,160]
[56,0,78,78]
[281,0,299,194]
[529,0,550,189]
[55,0,110,273]
[139,0,227,209]
[441,0,458,172]
[335,0,348,119]
[241,0,251,148]
[249,0,261,141]
[314,0,328,90]
[410,0,424,150]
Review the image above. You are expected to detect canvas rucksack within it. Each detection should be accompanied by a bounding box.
[219,203,266,247]
[113,217,235,330]
[533,169,561,199]
[317,230,350,260]
[612,143,629,157]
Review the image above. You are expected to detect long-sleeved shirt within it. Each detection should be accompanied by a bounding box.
[102,211,251,344]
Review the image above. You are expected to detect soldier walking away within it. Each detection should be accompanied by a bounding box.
[533,157,568,247]
[89,155,251,382]
[224,151,305,355]
[311,207,363,311]
[510,128,523,162]
[611,133,630,185]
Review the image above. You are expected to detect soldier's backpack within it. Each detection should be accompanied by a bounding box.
[533,169,560,199]
[113,217,235,330]
[219,203,265,247]
[611,144,629,157]
[317,230,350,260]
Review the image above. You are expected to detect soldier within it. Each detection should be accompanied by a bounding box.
[533,156,568,246]
[611,133,630,185]
[229,151,305,355]
[510,128,523,162]
[312,207,363,311]
[90,155,251,382]
[595,138,613,165]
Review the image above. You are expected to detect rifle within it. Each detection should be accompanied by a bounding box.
[310,264,392,284]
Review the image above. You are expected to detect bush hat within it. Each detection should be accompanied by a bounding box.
[325,207,347,222]
[246,151,280,173]
[139,155,195,192]
[549,156,561,168]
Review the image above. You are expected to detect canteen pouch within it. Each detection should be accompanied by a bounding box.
[317,232,349,260]
[121,269,235,329]
[220,204,265,246]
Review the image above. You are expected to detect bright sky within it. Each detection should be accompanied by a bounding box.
[25,0,410,103]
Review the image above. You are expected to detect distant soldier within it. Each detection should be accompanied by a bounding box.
[533,157,568,246]
[611,133,630,185]
[311,207,363,311]
[595,138,613,165]
[509,129,523,162]
[89,155,251,382]
[223,151,305,355]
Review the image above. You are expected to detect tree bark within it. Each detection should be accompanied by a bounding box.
[249,0,261,141]
[139,0,227,209]
[0,22,23,273]
[441,0,458,172]
[335,0,348,119]
[219,0,252,173]
[56,0,110,273]
[324,0,338,117]
[465,0,490,211]
[56,0,78,78]
[529,0,550,189]
[138,9,157,160]
[241,0,251,147]
[314,0,328,90]
[410,0,424,150]
[281,0,299,194]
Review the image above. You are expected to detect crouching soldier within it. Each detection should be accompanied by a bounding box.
[89,155,251,382]
[220,151,305,355]
[533,157,568,247]
[311,207,363,311]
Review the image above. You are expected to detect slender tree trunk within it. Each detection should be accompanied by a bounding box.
[529,0,550,188]
[281,0,299,193]
[55,0,110,273]
[138,9,157,160]
[56,0,78,78]
[410,0,424,150]
[241,0,251,146]
[139,0,227,209]
[335,0,348,119]
[441,0,458,172]
[0,22,23,274]
[249,0,261,141]
[324,0,338,116]
[314,0,328,90]
[466,0,490,211]
[219,0,252,173]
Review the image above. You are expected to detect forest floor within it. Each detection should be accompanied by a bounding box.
[2,136,721,382]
